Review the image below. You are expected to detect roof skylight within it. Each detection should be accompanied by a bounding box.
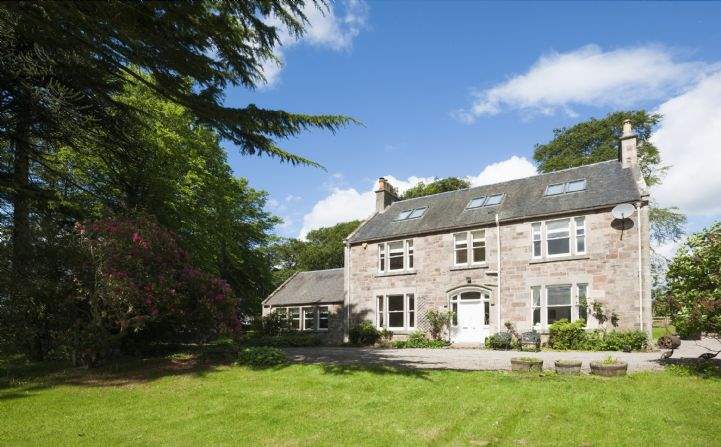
[544,179,587,196]
[466,194,504,209]
[396,206,427,221]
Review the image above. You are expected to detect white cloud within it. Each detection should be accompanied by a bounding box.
[298,157,538,238]
[455,44,711,122]
[652,72,721,215]
[260,0,368,86]
[299,187,374,239]
[467,156,536,186]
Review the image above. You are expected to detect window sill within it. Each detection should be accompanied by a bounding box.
[529,255,590,265]
[450,264,489,272]
[375,270,417,278]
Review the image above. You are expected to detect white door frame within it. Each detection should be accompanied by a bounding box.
[448,286,492,343]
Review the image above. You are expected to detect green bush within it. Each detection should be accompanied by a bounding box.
[243,333,322,347]
[349,321,381,346]
[548,319,587,350]
[393,331,449,348]
[425,309,453,340]
[601,330,648,352]
[484,332,515,350]
[238,347,286,367]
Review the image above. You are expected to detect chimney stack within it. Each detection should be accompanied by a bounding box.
[375,177,398,213]
[619,119,638,169]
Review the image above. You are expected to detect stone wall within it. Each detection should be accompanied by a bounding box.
[346,205,651,339]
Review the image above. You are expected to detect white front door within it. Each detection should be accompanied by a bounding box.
[450,290,490,343]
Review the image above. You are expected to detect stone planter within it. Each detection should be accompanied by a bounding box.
[554,360,582,375]
[590,361,628,377]
[511,357,543,372]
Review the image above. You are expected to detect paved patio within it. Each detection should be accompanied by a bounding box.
[284,338,721,373]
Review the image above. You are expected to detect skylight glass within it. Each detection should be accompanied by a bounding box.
[566,179,587,192]
[397,210,412,220]
[467,197,486,209]
[396,207,427,221]
[408,207,427,219]
[545,183,565,196]
[484,194,503,206]
[544,179,587,196]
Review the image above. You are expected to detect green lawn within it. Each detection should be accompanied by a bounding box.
[1,356,720,447]
[653,324,676,340]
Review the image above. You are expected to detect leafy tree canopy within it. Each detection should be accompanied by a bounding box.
[271,220,362,287]
[532,110,686,249]
[533,110,662,186]
[401,177,471,200]
[666,222,721,340]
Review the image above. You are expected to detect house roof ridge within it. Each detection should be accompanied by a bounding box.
[393,159,618,205]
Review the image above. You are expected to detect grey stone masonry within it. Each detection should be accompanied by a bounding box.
[345,204,652,340]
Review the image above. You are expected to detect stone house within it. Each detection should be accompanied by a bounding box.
[263,120,652,344]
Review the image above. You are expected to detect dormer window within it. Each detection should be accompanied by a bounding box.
[544,179,586,196]
[466,194,503,209]
[396,206,427,221]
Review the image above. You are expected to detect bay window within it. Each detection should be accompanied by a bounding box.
[376,293,415,330]
[378,239,414,273]
[546,285,572,323]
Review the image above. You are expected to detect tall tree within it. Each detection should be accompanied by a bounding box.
[0,0,353,285]
[271,220,362,288]
[532,111,686,247]
[401,177,471,200]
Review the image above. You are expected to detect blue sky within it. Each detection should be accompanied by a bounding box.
[223,1,721,255]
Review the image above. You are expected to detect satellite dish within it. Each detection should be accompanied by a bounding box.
[612,203,635,220]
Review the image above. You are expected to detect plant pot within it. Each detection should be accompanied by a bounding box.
[589,361,628,377]
[554,360,582,375]
[511,357,543,372]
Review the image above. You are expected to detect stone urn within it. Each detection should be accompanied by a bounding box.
[554,360,582,375]
[511,357,543,372]
[590,360,628,377]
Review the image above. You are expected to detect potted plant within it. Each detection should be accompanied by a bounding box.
[554,359,582,375]
[510,357,543,372]
[590,356,628,377]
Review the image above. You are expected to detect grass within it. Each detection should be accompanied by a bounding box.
[2,355,721,446]
[653,324,676,340]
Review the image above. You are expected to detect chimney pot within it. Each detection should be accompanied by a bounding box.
[619,119,638,169]
[375,177,398,213]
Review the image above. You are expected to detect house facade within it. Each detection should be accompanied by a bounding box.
[263,120,652,344]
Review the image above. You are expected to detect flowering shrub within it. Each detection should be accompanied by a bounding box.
[73,215,239,364]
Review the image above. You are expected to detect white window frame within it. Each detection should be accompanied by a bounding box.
[449,289,491,327]
[317,306,330,331]
[530,216,588,260]
[376,293,415,331]
[546,218,572,258]
[302,306,316,331]
[531,283,588,330]
[378,239,414,273]
[531,222,543,259]
[289,307,301,330]
[453,230,486,267]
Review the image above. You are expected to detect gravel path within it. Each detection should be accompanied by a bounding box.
[284,338,721,373]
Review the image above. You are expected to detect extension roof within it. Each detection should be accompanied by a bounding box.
[263,268,344,306]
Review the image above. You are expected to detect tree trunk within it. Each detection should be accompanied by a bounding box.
[11,111,31,280]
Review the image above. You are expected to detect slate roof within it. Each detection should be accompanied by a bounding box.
[348,160,643,244]
[264,268,344,306]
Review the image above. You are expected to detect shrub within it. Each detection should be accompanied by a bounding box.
[243,333,322,347]
[394,331,449,348]
[425,309,453,340]
[548,319,587,350]
[484,332,515,350]
[349,321,381,346]
[256,311,293,336]
[601,330,648,352]
[238,347,286,367]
